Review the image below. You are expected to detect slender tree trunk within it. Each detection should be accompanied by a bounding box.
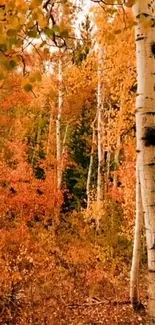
[47,105,54,159]
[131,1,155,322]
[86,117,96,209]
[32,110,42,164]
[113,100,123,188]
[56,56,63,190]
[105,150,110,191]
[130,159,143,309]
[113,134,120,188]
[105,104,112,192]
[96,48,103,230]
[59,123,69,184]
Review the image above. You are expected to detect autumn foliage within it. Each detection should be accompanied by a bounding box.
[0,2,148,325]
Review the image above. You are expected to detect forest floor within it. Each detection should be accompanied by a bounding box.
[51,272,149,325]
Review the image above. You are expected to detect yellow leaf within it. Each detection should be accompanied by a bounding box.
[30,0,42,9]
[9,17,19,29]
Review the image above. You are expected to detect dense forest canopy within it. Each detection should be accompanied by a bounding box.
[0,0,154,324]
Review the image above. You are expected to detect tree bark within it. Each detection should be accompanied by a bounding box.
[86,116,96,209]
[113,101,122,188]
[130,159,143,309]
[96,48,104,230]
[132,0,155,322]
[56,56,63,190]
[47,103,54,159]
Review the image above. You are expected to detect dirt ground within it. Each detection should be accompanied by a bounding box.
[51,274,149,324]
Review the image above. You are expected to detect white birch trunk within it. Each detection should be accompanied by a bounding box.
[47,105,54,159]
[96,48,103,230]
[131,0,155,322]
[113,100,123,188]
[86,117,96,209]
[105,104,111,192]
[130,159,143,309]
[56,56,63,190]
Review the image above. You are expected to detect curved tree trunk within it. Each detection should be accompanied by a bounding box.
[131,0,155,322]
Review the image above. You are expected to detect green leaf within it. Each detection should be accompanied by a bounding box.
[27,29,38,38]
[4,60,17,70]
[40,40,46,47]
[43,28,54,37]
[9,60,17,69]
[52,25,60,34]
[8,37,19,48]
[24,83,33,92]
[0,43,7,52]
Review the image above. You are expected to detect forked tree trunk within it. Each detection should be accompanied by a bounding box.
[131,0,155,322]
[130,159,143,309]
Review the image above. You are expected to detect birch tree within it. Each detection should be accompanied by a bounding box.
[86,116,97,209]
[96,47,104,230]
[125,0,155,322]
[93,0,155,321]
[56,55,63,190]
[130,159,143,309]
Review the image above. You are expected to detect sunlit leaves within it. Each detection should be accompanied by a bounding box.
[30,0,42,8]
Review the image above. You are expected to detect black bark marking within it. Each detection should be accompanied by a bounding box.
[151,42,155,56]
[132,301,145,311]
[144,112,155,115]
[142,127,155,146]
[147,163,155,167]
[149,243,155,250]
[141,13,149,17]
[136,36,145,41]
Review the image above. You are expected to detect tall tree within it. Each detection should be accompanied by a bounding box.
[130,159,143,309]
[126,0,155,322]
[96,46,104,230]
[56,54,63,190]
